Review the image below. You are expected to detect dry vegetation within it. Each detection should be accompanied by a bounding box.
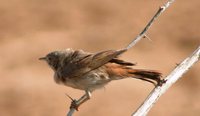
[0,0,200,116]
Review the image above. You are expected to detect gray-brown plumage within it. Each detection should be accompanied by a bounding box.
[39,48,163,110]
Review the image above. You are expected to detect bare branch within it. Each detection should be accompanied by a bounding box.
[67,97,84,116]
[67,109,75,116]
[132,46,200,116]
[67,92,91,116]
[126,0,175,50]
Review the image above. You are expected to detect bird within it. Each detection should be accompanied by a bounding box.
[39,48,164,110]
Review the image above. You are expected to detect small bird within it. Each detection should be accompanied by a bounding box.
[39,48,164,110]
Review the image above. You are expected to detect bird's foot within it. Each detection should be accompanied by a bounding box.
[70,100,79,111]
[65,93,79,111]
[157,78,167,86]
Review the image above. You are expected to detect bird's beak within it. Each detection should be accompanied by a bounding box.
[39,57,46,60]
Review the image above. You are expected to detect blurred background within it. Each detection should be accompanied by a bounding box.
[0,0,200,116]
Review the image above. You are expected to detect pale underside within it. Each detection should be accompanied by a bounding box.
[54,66,115,91]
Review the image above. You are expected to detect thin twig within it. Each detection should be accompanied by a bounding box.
[126,0,175,50]
[67,109,75,116]
[67,99,79,116]
[67,93,89,116]
[66,93,76,116]
[132,46,200,116]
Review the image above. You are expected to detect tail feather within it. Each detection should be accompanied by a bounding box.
[128,69,163,86]
[105,63,164,86]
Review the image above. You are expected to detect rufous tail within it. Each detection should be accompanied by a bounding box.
[127,69,164,86]
[106,63,165,86]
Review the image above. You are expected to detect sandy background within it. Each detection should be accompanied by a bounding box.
[0,0,200,116]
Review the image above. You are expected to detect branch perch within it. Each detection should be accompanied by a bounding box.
[132,46,200,116]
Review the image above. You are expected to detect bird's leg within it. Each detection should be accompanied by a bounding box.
[77,90,91,106]
[70,90,91,111]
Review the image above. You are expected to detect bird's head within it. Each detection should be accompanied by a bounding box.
[39,51,63,71]
[39,49,75,71]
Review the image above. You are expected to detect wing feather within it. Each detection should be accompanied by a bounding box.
[60,49,127,78]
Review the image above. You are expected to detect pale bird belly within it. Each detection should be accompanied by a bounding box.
[56,69,111,91]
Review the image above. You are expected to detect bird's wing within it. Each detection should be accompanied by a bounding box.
[60,49,127,78]
[109,58,136,66]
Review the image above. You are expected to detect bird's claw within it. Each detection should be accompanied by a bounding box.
[70,100,79,111]
[157,78,167,86]
[65,93,79,111]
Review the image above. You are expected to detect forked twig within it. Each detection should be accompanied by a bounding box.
[126,0,175,50]
[132,46,200,116]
